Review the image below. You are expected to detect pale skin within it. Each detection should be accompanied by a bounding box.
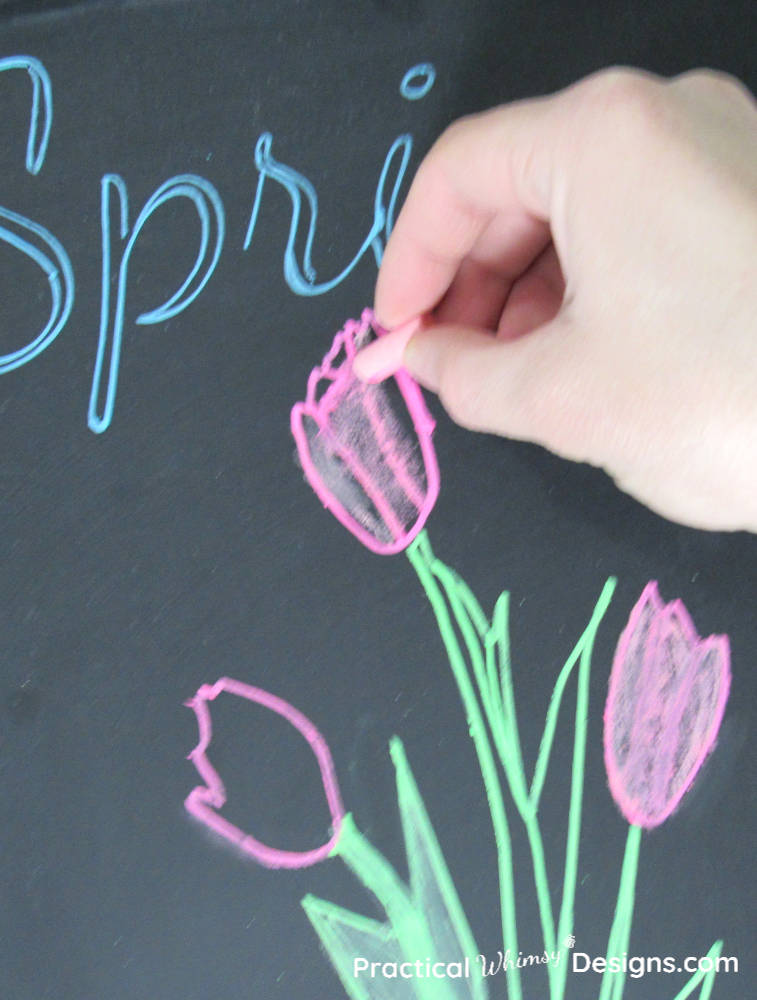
[355,68,757,533]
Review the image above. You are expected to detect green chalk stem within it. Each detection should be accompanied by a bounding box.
[598,823,642,1000]
[554,579,616,1000]
[408,530,617,1000]
[308,526,723,1000]
[422,554,560,999]
[407,532,522,1000]
[598,824,722,1000]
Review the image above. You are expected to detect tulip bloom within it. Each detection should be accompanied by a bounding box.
[184,677,345,868]
[291,308,439,555]
[604,581,730,829]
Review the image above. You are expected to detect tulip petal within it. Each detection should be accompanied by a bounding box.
[605,581,664,775]
[664,635,730,811]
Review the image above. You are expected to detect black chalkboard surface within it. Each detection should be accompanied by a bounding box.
[2,3,755,999]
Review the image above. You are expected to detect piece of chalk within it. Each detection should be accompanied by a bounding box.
[353,316,424,383]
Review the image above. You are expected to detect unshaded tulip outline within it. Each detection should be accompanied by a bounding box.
[185,674,488,1000]
[184,677,345,869]
[291,308,440,555]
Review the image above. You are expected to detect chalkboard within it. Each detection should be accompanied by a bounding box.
[2,3,755,999]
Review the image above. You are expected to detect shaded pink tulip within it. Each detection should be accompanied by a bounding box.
[291,308,439,555]
[604,582,731,829]
[184,677,345,869]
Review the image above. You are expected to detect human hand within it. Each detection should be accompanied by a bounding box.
[356,68,757,532]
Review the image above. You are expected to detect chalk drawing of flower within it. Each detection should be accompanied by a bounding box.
[184,677,486,1000]
[604,581,731,829]
[291,308,439,554]
[184,677,345,869]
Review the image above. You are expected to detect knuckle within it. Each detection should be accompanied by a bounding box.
[572,66,669,140]
[412,126,468,206]
[409,154,444,206]
[431,113,481,163]
[675,67,753,102]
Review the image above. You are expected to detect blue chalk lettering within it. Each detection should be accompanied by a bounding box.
[0,55,53,174]
[243,131,412,295]
[0,208,75,373]
[89,173,225,434]
[399,63,435,101]
[0,55,72,374]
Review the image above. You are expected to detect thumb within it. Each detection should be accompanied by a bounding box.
[402,312,598,462]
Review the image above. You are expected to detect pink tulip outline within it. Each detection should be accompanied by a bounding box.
[184,677,345,869]
[604,581,731,829]
[291,307,440,555]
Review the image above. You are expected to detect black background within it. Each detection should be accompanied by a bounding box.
[1,2,755,998]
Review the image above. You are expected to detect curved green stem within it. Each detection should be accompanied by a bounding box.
[551,578,617,1000]
[408,532,522,1000]
[434,560,558,996]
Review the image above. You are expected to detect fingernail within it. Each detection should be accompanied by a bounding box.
[353,317,423,383]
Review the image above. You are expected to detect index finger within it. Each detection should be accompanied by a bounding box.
[374,94,564,328]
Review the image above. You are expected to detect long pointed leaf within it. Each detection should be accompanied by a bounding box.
[391,737,488,1000]
[670,941,723,1000]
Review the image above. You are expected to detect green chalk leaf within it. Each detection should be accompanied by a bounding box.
[302,893,417,1000]
[670,940,723,1000]
[391,736,489,1000]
